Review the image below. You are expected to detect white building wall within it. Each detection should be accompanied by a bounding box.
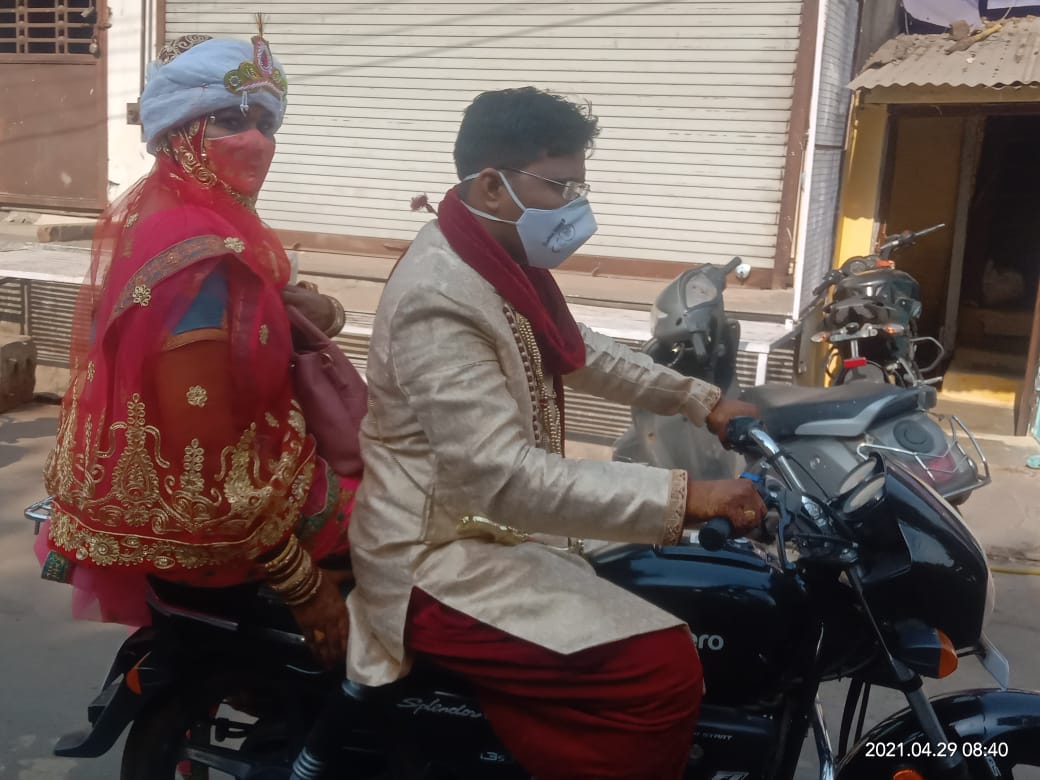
[105,0,152,199]
[792,0,859,316]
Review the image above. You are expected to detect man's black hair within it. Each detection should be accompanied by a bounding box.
[453,87,600,180]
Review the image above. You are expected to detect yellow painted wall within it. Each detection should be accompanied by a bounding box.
[798,101,889,386]
[833,101,889,268]
[882,116,965,338]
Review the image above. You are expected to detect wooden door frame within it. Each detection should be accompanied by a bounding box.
[1016,279,1040,436]
[942,116,983,353]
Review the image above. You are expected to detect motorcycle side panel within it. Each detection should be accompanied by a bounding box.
[380,672,527,778]
[836,688,1040,778]
[591,543,813,706]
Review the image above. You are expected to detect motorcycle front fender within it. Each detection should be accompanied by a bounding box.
[836,688,1040,779]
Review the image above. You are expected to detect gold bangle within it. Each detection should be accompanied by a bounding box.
[284,568,324,607]
[266,546,303,581]
[280,561,320,605]
[268,548,313,595]
[263,535,301,576]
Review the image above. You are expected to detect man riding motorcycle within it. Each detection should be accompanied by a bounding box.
[346,86,765,780]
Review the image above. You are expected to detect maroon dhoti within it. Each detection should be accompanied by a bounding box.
[406,588,702,780]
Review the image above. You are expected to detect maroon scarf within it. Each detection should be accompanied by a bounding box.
[437,187,586,377]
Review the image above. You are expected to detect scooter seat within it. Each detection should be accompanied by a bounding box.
[741,382,935,440]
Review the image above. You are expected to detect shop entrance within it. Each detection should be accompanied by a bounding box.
[879,110,1040,434]
[958,115,1039,432]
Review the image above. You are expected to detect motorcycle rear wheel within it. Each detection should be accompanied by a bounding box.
[119,674,308,779]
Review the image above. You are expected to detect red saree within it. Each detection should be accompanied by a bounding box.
[39,124,356,624]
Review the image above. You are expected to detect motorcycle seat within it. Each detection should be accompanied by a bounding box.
[741,382,935,440]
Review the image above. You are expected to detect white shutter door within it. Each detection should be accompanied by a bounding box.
[797,0,858,314]
[164,1,803,270]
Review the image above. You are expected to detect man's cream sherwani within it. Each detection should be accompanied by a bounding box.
[346,222,723,685]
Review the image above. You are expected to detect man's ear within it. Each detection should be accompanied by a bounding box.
[466,167,506,214]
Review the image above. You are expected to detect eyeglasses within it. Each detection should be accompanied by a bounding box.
[503,168,591,202]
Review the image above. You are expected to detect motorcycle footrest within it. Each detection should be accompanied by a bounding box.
[87,680,118,725]
[54,729,99,758]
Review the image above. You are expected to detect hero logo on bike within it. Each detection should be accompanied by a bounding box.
[691,632,725,651]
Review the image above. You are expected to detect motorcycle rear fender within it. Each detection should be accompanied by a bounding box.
[836,688,1040,779]
[54,628,177,758]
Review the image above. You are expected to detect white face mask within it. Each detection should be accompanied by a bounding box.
[462,171,598,269]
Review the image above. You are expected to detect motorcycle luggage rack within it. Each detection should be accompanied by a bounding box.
[24,496,54,536]
[856,414,991,501]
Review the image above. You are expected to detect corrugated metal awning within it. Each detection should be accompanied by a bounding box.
[850,15,1040,90]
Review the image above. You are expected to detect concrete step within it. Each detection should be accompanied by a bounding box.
[941,367,1019,409]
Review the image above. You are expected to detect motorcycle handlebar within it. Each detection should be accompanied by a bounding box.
[698,517,733,552]
[879,223,945,253]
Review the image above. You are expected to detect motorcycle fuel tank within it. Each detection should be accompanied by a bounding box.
[590,542,813,706]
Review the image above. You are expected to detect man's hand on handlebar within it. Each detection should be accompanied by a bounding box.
[684,479,766,538]
[706,399,760,445]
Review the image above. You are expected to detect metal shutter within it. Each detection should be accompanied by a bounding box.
[794,0,858,316]
[163,1,803,270]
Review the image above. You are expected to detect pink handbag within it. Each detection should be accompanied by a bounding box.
[286,305,367,476]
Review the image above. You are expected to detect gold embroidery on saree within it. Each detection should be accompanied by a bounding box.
[46,392,314,568]
[132,285,152,307]
[110,235,228,324]
[186,385,208,407]
[224,237,245,253]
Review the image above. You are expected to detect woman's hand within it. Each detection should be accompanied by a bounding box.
[282,283,337,333]
[685,478,766,537]
[289,570,349,669]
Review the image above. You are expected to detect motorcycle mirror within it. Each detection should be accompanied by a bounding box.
[836,454,885,497]
[734,263,752,281]
[842,473,886,516]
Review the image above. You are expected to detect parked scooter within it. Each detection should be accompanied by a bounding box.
[801,224,946,388]
[615,256,989,504]
[26,417,1040,778]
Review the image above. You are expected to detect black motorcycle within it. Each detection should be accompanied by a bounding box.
[802,224,946,388]
[27,415,1040,778]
